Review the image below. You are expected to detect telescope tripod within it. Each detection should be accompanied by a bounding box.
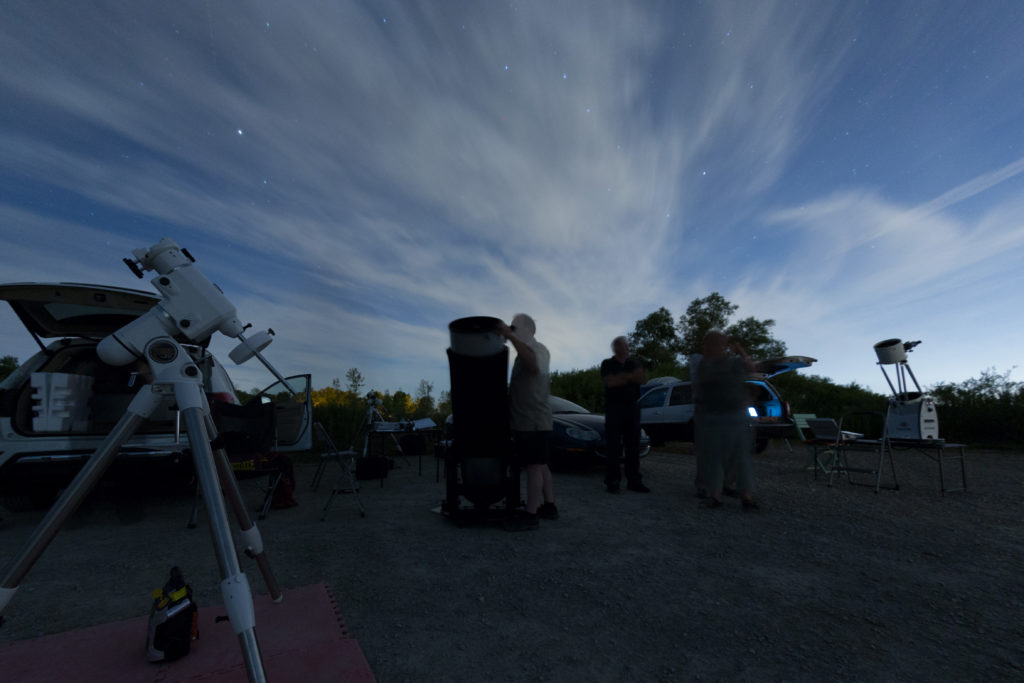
[0,342,279,683]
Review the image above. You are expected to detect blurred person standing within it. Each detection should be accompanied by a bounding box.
[601,336,650,493]
[500,314,557,529]
[694,331,759,510]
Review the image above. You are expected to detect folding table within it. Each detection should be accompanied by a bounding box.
[887,438,967,495]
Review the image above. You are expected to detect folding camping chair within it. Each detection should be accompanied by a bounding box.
[791,413,819,469]
[807,413,898,492]
[311,422,357,492]
[313,421,366,520]
[803,417,849,477]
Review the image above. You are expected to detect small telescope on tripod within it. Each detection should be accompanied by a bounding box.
[874,338,939,441]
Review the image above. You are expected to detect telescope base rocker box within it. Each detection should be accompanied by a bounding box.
[0,583,375,682]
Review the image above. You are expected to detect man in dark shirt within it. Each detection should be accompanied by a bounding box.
[600,336,650,493]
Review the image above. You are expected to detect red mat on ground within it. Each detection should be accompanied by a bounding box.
[0,583,375,682]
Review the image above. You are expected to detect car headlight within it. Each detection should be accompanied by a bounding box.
[565,426,600,442]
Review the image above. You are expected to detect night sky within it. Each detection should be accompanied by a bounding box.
[2,1,1023,394]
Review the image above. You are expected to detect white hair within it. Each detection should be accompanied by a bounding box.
[513,313,536,336]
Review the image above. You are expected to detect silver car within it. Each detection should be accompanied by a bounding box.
[0,282,312,508]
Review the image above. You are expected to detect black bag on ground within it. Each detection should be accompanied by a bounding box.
[146,566,198,663]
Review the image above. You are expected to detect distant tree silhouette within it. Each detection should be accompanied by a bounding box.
[0,355,18,382]
[628,307,682,368]
[345,367,365,394]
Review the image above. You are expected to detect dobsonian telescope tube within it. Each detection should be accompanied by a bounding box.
[446,316,510,508]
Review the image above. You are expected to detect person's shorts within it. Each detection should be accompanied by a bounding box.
[513,430,552,466]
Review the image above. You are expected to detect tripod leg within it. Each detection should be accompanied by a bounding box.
[349,453,367,518]
[0,386,162,619]
[182,407,266,683]
[206,433,284,603]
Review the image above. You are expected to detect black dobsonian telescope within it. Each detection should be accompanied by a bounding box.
[444,316,517,522]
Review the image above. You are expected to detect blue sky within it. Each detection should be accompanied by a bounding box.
[2,1,1024,396]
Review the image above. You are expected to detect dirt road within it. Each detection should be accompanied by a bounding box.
[2,446,1022,682]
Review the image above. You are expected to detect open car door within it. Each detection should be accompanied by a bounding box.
[248,374,313,451]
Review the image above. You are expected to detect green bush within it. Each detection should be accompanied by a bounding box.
[929,369,1024,448]
[550,367,606,412]
[770,373,886,421]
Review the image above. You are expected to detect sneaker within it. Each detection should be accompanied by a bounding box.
[626,482,651,493]
[537,502,559,520]
[503,512,539,531]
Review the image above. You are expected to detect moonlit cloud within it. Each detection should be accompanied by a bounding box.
[2,1,1024,393]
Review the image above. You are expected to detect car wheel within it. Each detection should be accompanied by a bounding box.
[643,429,665,447]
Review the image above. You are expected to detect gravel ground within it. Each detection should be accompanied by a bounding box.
[1,445,1023,682]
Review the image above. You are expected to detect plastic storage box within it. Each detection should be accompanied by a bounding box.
[31,372,94,432]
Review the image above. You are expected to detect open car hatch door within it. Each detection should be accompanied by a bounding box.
[754,356,817,378]
[0,283,159,345]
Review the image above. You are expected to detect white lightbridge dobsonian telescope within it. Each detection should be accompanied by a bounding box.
[0,238,294,683]
[873,338,939,441]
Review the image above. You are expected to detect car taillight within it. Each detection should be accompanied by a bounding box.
[783,401,791,420]
[210,392,238,405]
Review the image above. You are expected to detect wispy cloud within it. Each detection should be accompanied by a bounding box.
[734,158,1024,385]
[3,2,1023,392]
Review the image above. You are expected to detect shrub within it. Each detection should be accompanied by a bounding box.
[929,369,1024,448]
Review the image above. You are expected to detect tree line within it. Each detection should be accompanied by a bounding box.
[235,367,452,450]
[2,298,1021,448]
[549,294,1023,448]
[552,292,791,411]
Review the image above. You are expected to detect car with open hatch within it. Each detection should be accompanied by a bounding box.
[0,282,312,509]
[638,356,816,453]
